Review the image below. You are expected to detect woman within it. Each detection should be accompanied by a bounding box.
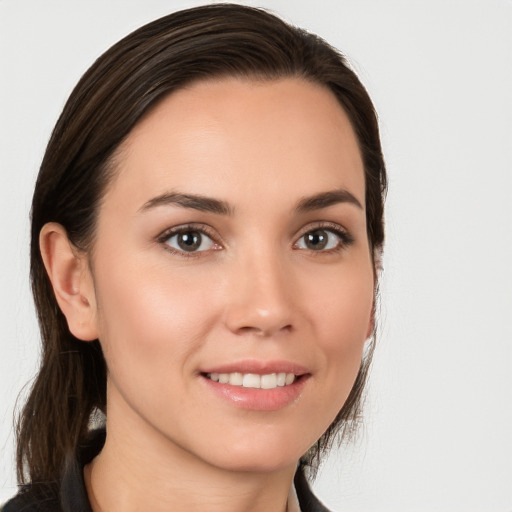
[3,4,386,511]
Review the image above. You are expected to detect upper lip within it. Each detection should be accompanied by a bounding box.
[200,360,309,376]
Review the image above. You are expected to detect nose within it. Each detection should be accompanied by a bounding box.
[223,250,296,337]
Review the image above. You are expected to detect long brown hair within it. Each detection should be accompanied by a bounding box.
[17,3,387,485]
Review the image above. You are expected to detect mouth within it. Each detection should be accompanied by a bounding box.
[204,372,297,389]
[199,363,309,411]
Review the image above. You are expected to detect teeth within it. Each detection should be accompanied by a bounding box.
[261,373,277,389]
[276,373,286,386]
[229,372,243,386]
[206,372,296,389]
[285,373,295,385]
[243,373,261,388]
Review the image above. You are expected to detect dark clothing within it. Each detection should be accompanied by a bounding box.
[2,430,330,512]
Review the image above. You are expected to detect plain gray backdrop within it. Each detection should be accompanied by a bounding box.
[1,1,511,510]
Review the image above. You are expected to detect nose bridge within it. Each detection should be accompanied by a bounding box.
[223,240,295,336]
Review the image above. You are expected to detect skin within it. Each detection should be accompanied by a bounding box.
[41,77,375,512]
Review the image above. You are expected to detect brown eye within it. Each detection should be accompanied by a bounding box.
[165,230,215,253]
[303,230,329,250]
[295,227,351,252]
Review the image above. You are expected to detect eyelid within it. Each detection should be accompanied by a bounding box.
[156,223,223,255]
[293,221,355,251]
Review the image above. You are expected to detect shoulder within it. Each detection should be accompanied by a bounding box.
[1,484,61,512]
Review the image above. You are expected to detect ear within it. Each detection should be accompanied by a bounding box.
[39,222,98,341]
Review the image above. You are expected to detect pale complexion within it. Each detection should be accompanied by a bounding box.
[41,77,375,512]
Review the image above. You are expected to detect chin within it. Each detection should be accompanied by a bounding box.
[198,432,311,474]
[211,451,299,474]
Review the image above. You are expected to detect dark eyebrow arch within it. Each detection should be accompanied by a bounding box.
[139,192,233,215]
[296,189,363,212]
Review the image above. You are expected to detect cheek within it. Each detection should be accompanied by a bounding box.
[92,259,219,379]
[91,261,224,435]
[309,262,374,345]
[304,260,374,396]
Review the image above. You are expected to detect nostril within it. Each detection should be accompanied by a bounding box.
[235,323,293,336]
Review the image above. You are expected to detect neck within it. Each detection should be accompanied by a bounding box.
[84,393,297,512]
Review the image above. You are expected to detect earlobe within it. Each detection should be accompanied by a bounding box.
[39,223,98,341]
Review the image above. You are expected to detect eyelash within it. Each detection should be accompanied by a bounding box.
[156,221,354,257]
[293,222,355,254]
[157,223,222,258]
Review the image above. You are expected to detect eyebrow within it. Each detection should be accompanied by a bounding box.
[139,188,362,216]
[139,192,233,215]
[296,189,363,212]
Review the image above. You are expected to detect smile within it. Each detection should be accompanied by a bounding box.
[206,372,296,389]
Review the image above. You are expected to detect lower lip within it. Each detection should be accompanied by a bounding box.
[201,375,309,411]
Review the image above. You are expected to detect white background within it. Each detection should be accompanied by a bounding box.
[1,1,511,510]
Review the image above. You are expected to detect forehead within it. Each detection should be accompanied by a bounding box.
[104,77,365,210]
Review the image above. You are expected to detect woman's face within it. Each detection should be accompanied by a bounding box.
[87,77,374,472]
